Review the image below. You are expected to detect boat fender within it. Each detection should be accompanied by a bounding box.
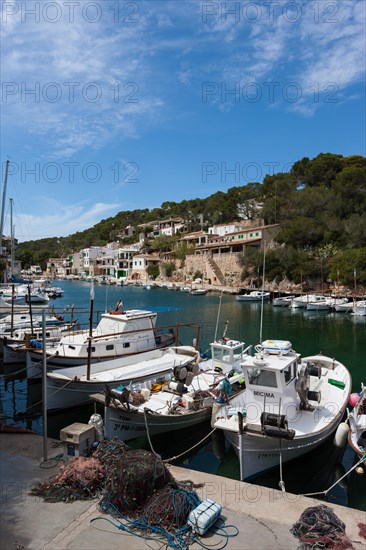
[349,393,361,408]
[333,422,349,448]
[88,413,105,441]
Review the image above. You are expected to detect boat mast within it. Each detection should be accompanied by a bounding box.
[10,198,15,276]
[259,242,266,343]
[0,160,9,257]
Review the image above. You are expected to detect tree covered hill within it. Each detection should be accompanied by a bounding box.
[15,153,366,285]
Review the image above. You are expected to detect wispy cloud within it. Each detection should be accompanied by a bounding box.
[14,201,122,241]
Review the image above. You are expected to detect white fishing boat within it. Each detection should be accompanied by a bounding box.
[352,300,366,316]
[90,338,250,441]
[347,385,366,470]
[290,294,324,309]
[306,297,349,311]
[272,295,296,307]
[46,345,199,411]
[212,341,351,481]
[26,307,187,377]
[236,290,270,302]
[334,300,353,313]
[1,317,79,362]
[0,296,33,314]
[190,288,207,296]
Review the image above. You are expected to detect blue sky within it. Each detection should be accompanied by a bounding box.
[1,0,365,241]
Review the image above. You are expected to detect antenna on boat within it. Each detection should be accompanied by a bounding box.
[214,291,223,341]
[259,242,266,343]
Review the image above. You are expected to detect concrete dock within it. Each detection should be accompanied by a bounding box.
[1,433,365,550]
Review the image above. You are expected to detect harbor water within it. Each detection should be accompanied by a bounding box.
[1,280,365,511]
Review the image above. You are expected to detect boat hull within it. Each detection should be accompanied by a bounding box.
[26,334,176,378]
[104,404,211,441]
[225,414,346,481]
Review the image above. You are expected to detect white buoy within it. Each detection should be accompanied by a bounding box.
[355,466,365,475]
[88,413,105,441]
[333,422,349,448]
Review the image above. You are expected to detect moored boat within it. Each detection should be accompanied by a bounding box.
[347,385,366,471]
[26,307,178,377]
[212,341,351,481]
[236,290,270,302]
[46,345,199,411]
[90,338,250,441]
[272,295,295,307]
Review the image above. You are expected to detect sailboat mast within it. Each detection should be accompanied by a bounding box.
[10,198,15,276]
[0,159,9,257]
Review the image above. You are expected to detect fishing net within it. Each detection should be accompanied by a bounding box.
[141,484,201,530]
[30,437,128,502]
[30,457,104,502]
[101,448,175,515]
[290,505,353,549]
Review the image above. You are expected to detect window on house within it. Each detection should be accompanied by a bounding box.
[106,344,114,351]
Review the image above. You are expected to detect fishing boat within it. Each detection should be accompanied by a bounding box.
[236,290,270,302]
[46,345,199,411]
[26,307,180,377]
[190,288,207,296]
[2,319,79,362]
[90,339,249,441]
[306,297,349,311]
[290,294,324,309]
[272,295,296,307]
[347,385,366,471]
[352,300,366,316]
[212,341,352,481]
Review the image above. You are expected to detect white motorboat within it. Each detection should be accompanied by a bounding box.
[190,288,207,296]
[1,319,79,362]
[212,341,351,481]
[306,297,349,311]
[347,385,366,470]
[46,345,199,411]
[290,294,324,309]
[334,300,353,313]
[26,308,178,377]
[352,300,366,316]
[272,295,296,307]
[236,291,270,302]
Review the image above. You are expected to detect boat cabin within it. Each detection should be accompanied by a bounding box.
[240,345,301,422]
[210,338,251,374]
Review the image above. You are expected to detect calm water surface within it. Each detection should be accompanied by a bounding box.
[1,280,365,510]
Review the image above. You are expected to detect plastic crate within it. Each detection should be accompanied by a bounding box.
[187,498,222,535]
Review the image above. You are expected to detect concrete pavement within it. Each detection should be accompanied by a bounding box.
[1,433,365,550]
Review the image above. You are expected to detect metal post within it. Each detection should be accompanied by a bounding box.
[87,283,94,380]
[42,310,48,462]
[0,160,9,257]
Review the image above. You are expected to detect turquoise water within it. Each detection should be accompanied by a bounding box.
[1,280,365,509]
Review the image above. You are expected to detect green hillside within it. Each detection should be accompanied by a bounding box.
[15,153,366,286]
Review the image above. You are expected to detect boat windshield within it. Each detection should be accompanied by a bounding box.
[212,345,242,364]
[246,368,277,388]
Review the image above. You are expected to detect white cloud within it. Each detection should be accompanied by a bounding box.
[14,201,122,241]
